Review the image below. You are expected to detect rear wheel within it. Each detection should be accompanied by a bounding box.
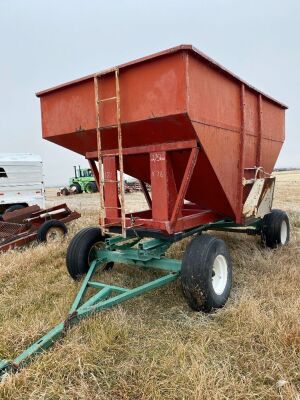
[70,183,82,194]
[261,209,290,248]
[181,235,232,312]
[37,220,68,242]
[4,204,25,214]
[66,227,113,280]
[86,182,98,193]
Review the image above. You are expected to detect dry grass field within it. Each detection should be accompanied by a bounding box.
[0,171,299,399]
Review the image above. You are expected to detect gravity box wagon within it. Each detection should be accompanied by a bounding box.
[0,45,289,375]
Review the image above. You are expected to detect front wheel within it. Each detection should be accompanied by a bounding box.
[181,235,232,313]
[66,227,113,280]
[261,209,290,248]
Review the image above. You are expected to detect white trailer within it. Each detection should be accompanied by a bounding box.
[0,153,45,214]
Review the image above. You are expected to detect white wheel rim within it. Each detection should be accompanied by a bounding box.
[88,242,105,265]
[280,220,288,244]
[212,254,228,295]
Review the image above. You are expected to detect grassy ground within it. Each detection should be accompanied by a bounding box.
[0,172,299,399]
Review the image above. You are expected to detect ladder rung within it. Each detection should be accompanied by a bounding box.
[105,206,122,209]
[100,153,119,157]
[101,179,119,183]
[99,96,117,102]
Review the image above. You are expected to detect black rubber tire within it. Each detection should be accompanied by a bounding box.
[91,182,98,192]
[181,235,232,313]
[61,188,70,196]
[261,209,290,248]
[66,227,113,280]
[37,220,68,242]
[86,181,98,193]
[70,183,82,194]
[4,204,25,214]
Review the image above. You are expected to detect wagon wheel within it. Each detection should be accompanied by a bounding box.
[181,235,232,312]
[66,227,114,280]
[37,220,68,243]
[261,209,290,248]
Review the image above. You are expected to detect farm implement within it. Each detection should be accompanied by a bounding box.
[0,45,290,377]
[0,203,80,252]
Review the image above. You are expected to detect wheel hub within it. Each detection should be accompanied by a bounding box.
[280,220,288,244]
[46,227,64,242]
[212,254,228,295]
[88,242,105,265]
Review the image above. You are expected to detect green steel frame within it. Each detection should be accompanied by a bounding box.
[0,219,261,378]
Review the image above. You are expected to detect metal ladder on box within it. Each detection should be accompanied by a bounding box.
[94,68,126,237]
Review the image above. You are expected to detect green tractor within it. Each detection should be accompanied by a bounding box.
[69,166,98,194]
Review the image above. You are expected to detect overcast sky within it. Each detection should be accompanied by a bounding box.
[0,0,299,186]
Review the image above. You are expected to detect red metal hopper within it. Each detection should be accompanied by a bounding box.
[37,45,287,235]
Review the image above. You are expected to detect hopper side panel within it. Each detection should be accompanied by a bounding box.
[244,134,258,168]
[187,53,242,219]
[192,123,240,218]
[100,53,187,126]
[244,88,259,168]
[187,54,241,131]
[39,52,187,146]
[40,81,95,139]
[170,150,235,218]
[262,99,285,142]
[260,98,285,173]
[114,52,186,125]
[122,150,235,219]
[47,115,196,158]
[260,139,283,174]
